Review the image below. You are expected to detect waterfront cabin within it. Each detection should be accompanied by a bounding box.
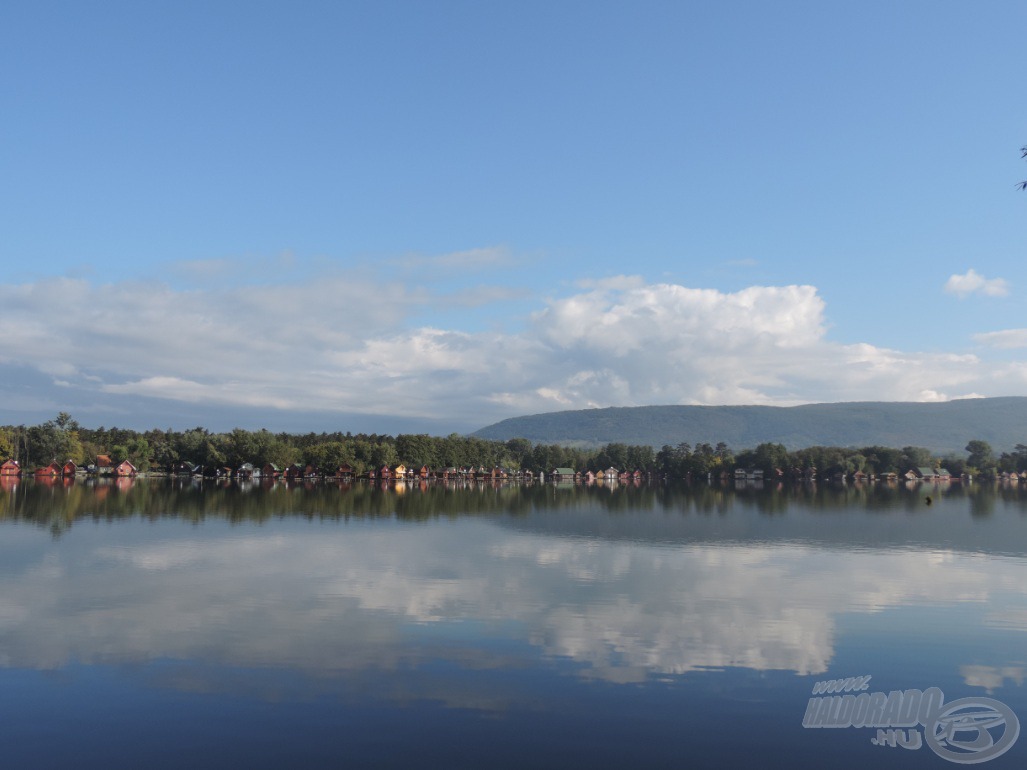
[237,463,255,479]
[909,467,952,482]
[96,454,113,475]
[735,468,765,481]
[62,460,78,476]
[261,463,280,479]
[1,459,21,476]
[114,460,137,477]
[34,462,61,478]
[550,467,577,482]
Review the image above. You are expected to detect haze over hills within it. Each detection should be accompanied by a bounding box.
[472,398,1027,453]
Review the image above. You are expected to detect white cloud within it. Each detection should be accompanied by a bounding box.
[2,525,1027,684]
[0,268,1023,428]
[960,665,1025,694]
[944,269,1010,298]
[975,329,1027,349]
[391,245,512,272]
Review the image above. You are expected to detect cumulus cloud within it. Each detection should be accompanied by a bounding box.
[0,268,1021,428]
[2,523,1027,686]
[960,665,1025,694]
[944,269,1010,298]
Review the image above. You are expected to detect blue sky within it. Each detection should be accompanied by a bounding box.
[2,0,1026,434]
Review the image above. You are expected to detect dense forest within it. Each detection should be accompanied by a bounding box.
[3,413,1027,479]
[472,398,1027,453]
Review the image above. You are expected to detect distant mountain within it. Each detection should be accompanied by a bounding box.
[471,398,1027,453]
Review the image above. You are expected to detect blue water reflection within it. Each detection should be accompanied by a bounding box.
[0,479,1025,767]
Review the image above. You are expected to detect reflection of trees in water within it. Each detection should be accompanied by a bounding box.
[2,477,1027,531]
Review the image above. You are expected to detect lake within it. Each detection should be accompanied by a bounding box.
[1,477,1025,768]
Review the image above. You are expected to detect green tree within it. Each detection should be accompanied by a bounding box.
[900,446,934,471]
[965,439,996,473]
[504,438,533,468]
[860,446,903,474]
[306,441,355,472]
[26,417,78,467]
[626,444,655,471]
[126,436,151,470]
[223,428,258,468]
[396,434,438,468]
[148,430,179,470]
[0,428,14,460]
[368,442,398,470]
[736,442,788,476]
[250,429,297,468]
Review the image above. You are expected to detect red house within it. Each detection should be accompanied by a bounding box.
[34,462,61,478]
[0,459,21,476]
[62,461,78,476]
[114,460,137,477]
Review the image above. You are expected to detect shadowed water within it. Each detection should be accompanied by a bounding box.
[1,478,1025,768]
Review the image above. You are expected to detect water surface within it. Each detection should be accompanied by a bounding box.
[1,479,1025,768]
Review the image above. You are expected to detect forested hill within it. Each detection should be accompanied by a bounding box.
[471,398,1027,452]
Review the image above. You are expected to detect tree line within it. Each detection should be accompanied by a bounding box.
[1,413,1023,479]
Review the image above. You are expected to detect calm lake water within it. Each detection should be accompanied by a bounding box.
[1,478,1025,768]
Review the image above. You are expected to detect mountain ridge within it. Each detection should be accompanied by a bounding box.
[471,398,1027,453]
